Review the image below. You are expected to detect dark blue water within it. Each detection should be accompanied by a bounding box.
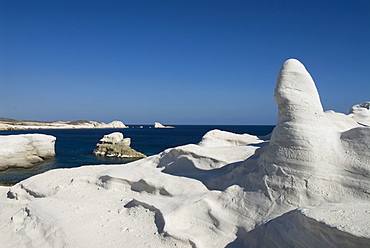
[0,125,274,183]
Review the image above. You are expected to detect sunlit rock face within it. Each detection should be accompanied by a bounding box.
[257,59,370,207]
[0,134,56,170]
[199,129,265,147]
[98,132,130,146]
[268,59,336,164]
[349,101,370,126]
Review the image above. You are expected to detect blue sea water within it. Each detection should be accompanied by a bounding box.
[0,125,274,184]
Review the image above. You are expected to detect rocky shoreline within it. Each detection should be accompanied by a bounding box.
[0,118,127,130]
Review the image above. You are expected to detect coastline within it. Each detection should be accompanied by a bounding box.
[0,118,127,130]
[0,125,275,185]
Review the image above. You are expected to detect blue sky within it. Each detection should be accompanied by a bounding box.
[1,0,369,125]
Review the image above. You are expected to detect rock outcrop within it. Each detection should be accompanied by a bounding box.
[0,59,369,248]
[0,118,127,130]
[252,59,370,208]
[0,134,56,170]
[349,101,370,126]
[154,122,174,128]
[199,129,265,147]
[105,121,127,128]
[93,132,146,158]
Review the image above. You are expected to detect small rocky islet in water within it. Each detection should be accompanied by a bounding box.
[93,132,146,159]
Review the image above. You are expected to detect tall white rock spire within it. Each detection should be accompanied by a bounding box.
[274,58,323,123]
[257,58,370,208]
[266,59,337,165]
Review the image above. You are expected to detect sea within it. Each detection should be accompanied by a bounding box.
[0,125,274,184]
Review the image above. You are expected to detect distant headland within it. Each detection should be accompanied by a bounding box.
[0,118,127,130]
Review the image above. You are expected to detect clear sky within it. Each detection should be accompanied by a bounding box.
[1,0,369,125]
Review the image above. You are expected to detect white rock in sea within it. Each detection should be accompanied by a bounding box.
[0,134,56,170]
[154,122,174,128]
[0,59,369,248]
[93,132,145,158]
[98,132,130,145]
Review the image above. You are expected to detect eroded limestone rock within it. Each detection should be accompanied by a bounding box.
[0,134,56,170]
[93,132,146,158]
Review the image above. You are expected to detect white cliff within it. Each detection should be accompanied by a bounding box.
[0,134,56,170]
[0,59,369,247]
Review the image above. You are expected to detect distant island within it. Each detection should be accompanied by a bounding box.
[154,122,175,128]
[0,118,127,130]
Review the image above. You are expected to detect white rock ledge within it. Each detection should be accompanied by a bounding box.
[199,129,266,147]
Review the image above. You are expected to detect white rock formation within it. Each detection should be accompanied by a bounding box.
[93,132,146,158]
[199,129,265,147]
[106,121,127,128]
[0,59,369,247]
[0,134,56,170]
[154,122,174,128]
[349,102,370,126]
[98,132,131,146]
[255,59,370,208]
[156,143,262,176]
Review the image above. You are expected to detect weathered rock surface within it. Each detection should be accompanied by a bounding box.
[0,134,56,170]
[0,118,127,130]
[0,59,369,248]
[252,59,370,208]
[349,101,370,126]
[199,129,266,147]
[93,132,146,158]
[98,132,131,146]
